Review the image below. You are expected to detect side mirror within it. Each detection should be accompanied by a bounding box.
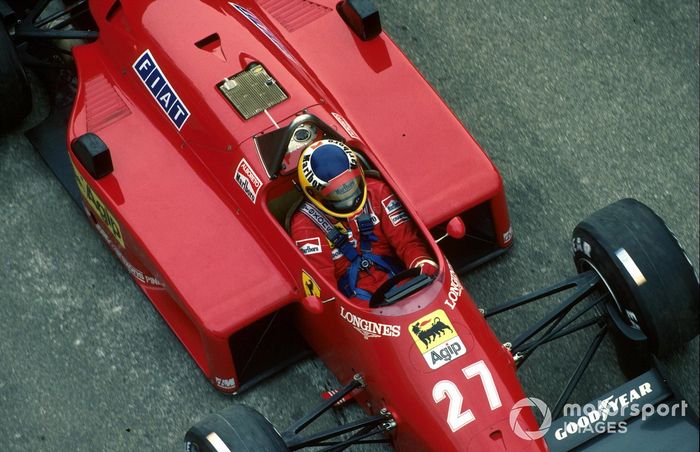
[446,216,466,239]
[436,217,467,243]
[301,295,324,314]
[338,0,382,41]
[71,133,113,179]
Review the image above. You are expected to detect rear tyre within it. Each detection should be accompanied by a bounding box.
[572,198,699,359]
[0,20,32,130]
[185,405,288,452]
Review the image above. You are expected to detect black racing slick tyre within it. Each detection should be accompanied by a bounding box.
[185,405,289,452]
[572,198,699,358]
[0,20,32,130]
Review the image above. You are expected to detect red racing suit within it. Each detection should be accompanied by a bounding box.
[291,178,433,298]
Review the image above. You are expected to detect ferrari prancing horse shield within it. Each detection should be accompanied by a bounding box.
[301,270,321,297]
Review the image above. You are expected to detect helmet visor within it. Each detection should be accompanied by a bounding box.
[320,169,365,215]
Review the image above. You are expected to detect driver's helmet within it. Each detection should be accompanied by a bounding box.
[297,139,367,218]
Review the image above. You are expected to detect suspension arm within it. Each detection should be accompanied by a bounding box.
[484,270,599,318]
[509,271,600,351]
[282,374,364,438]
[286,414,389,450]
[14,0,98,40]
[515,291,607,357]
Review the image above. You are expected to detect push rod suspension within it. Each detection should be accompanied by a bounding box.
[551,325,608,419]
[517,316,601,355]
[515,291,608,358]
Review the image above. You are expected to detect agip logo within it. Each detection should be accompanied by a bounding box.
[409,309,466,369]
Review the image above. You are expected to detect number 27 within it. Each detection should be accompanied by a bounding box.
[432,360,502,432]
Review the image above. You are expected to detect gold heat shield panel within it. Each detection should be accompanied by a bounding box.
[217,64,288,120]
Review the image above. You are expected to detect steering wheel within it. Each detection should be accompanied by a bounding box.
[369,268,433,308]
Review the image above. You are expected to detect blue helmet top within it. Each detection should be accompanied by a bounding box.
[309,143,351,182]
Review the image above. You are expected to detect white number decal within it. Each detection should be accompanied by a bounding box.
[432,380,476,432]
[432,360,502,432]
[463,360,502,410]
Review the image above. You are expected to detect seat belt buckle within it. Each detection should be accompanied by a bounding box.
[328,228,348,249]
[356,214,373,232]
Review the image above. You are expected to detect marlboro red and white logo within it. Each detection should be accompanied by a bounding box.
[234,158,263,203]
[296,237,322,255]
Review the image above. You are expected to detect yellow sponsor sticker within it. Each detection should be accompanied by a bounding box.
[72,164,125,248]
[408,309,466,369]
[301,270,320,297]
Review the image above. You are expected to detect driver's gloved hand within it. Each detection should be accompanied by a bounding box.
[415,259,438,277]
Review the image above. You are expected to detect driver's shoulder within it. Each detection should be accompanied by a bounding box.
[290,209,317,236]
[366,178,394,202]
[365,176,389,191]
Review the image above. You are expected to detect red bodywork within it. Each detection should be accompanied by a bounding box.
[67,1,544,450]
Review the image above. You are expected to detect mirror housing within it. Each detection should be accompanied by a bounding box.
[301,295,324,314]
[71,132,113,179]
[338,0,382,41]
[446,216,466,239]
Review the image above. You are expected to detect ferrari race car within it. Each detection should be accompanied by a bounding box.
[1,0,698,451]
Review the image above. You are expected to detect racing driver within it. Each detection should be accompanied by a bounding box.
[291,139,438,302]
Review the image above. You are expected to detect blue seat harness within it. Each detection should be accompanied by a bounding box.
[298,202,402,300]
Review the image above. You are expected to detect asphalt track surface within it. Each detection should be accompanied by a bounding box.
[1,1,698,451]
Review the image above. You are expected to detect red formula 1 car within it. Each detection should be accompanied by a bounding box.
[2,1,698,450]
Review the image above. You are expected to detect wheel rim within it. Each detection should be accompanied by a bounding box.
[577,258,623,317]
[577,257,647,342]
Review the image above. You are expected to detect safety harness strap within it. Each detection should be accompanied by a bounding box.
[299,202,359,261]
[355,212,378,248]
[298,202,401,300]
